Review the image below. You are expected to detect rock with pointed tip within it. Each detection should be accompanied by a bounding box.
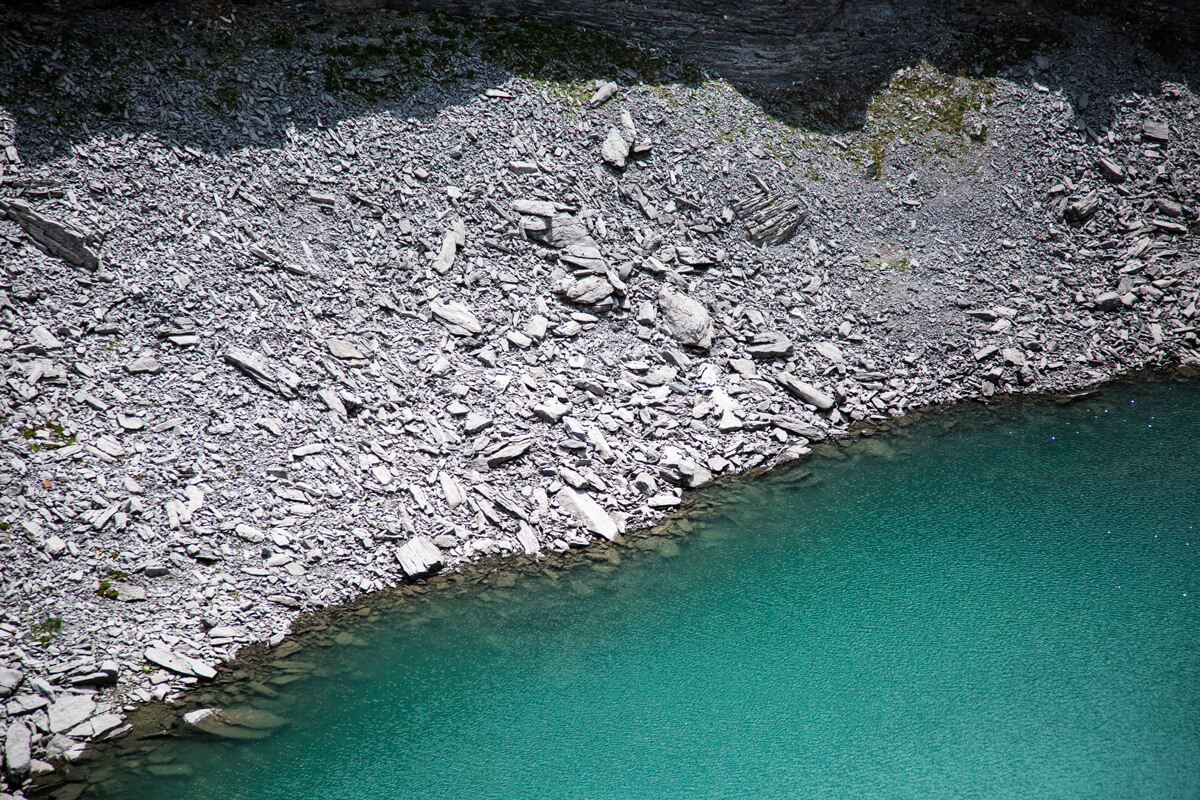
[589,81,618,106]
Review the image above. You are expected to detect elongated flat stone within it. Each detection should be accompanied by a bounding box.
[555,487,619,541]
[486,439,531,468]
[224,347,275,389]
[145,647,216,679]
[775,373,835,410]
[430,300,482,335]
[0,198,101,270]
[183,709,272,740]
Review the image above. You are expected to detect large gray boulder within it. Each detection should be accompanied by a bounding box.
[657,287,713,349]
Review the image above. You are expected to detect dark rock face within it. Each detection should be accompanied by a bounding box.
[13,0,1198,127]
[333,0,1199,126]
[393,0,839,36]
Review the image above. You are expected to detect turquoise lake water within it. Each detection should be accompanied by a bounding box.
[91,379,1200,799]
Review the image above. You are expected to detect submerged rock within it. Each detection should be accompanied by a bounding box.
[183,708,289,740]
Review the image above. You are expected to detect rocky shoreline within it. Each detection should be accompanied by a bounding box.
[1,2,1198,796]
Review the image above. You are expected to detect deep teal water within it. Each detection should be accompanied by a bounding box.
[94,380,1200,799]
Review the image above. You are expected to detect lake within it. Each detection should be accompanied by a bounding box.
[84,378,1200,800]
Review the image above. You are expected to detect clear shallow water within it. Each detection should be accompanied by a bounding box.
[93,380,1200,799]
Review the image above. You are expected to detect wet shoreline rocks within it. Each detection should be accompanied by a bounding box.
[1,3,1199,796]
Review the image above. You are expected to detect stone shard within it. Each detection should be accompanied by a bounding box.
[589,81,618,106]
[522,212,596,249]
[555,487,619,541]
[224,348,279,393]
[746,331,793,359]
[516,522,540,555]
[814,341,845,363]
[1064,192,1100,223]
[430,300,482,335]
[144,647,217,679]
[109,581,147,602]
[432,229,459,274]
[657,287,713,349]
[183,708,284,740]
[511,198,559,217]
[125,353,162,374]
[0,198,101,270]
[768,415,827,440]
[440,473,465,509]
[27,325,63,352]
[533,399,572,423]
[395,536,443,578]
[1142,119,1170,142]
[485,439,532,468]
[776,372,836,410]
[68,712,125,739]
[1097,156,1125,182]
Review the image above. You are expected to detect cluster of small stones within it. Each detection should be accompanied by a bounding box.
[0,5,1198,797]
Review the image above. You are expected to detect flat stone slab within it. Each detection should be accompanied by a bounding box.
[145,647,217,679]
[775,372,835,410]
[430,300,482,335]
[183,708,287,740]
[4,720,32,776]
[68,712,125,739]
[48,694,96,734]
[326,337,365,360]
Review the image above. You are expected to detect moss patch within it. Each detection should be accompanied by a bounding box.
[20,420,75,452]
[856,60,994,178]
[30,615,63,644]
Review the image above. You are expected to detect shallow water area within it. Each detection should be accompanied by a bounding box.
[85,379,1200,799]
